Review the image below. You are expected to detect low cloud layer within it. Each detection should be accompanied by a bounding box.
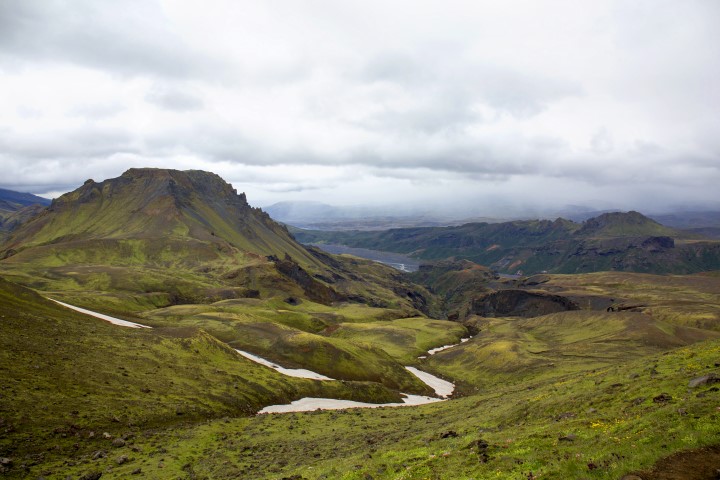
[1,0,718,215]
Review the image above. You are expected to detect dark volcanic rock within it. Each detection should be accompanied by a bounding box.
[79,472,102,480]
[271,254,344,305]
[471,290,579,318]
[653,393,672,404]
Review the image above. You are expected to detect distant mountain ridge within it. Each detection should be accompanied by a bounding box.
[295,211,720,275]
[0,188,51,242]
[265,200,504,230]
[0,188,51,209]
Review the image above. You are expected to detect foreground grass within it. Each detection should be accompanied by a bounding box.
[21,337,720,479]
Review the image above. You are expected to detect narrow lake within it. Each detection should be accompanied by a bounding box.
[309,243,421,272]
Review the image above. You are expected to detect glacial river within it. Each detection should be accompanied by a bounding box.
[309,243,421,272]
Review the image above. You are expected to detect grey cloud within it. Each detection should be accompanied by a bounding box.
[145,86,204,112]
[0,0,219,79]
[472,69,583,118]
[352,52,583,127]
[70,103,125,119]
[0,127,137,160]
[1,1,717,214]
[357,89,482,135]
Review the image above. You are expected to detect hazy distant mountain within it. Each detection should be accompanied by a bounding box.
[0,188,51,241]
[0,188,51,209]
[649,211,720,229]
[265,201,507,230]
[264,201,353,223]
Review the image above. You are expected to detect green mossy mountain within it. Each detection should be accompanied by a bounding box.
[296,211,720,274]
[1,168,320,268]
[0,169,437,393]
[0,169,432,313]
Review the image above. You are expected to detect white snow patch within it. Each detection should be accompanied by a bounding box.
[405,366,455,398]
[235,349,334,381]
[426,337,472,355]
[50,300,151,329]
[259,394,443,414]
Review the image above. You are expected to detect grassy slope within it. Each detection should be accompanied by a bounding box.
[24,336,720,479]
[326,317,467,363]
[0,278,406,475]
[538,271,720,331]
[424,311,717,394]
[138,299,434,393]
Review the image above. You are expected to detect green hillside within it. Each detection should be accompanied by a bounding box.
[1,168,321,267]
[4,274,718,478]
[0,278,403,473]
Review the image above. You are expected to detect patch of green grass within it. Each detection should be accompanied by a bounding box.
[326,317,467,363]
[139,301,433,393]
[423,310,717,394]
[544,271,720,331]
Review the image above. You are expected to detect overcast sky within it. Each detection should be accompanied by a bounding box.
[1,0,718,216]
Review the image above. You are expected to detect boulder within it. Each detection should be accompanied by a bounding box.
[688,373,720,388]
